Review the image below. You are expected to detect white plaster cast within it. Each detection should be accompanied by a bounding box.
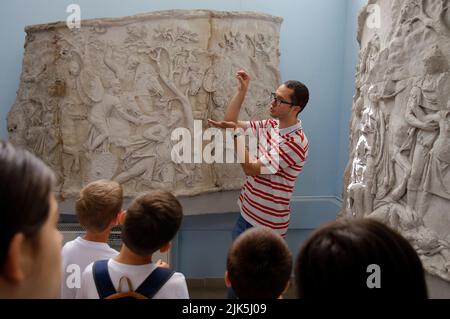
[7,10,282,199]
[342,0,450,281]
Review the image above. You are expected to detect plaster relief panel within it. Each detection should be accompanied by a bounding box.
[8,10,282,199]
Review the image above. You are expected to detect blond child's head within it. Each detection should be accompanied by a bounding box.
[75,180,123,233]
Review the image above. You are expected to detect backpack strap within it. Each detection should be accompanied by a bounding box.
[135,267,175,299]
[93,260,116,299]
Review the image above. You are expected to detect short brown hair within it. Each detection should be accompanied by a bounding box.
[227,227,292,299]
[295,218,428,298]
[121,191,183,256]
[75,180,123,233]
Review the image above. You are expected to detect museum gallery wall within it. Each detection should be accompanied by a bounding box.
[7,10,282,198]
[342,0,450,281]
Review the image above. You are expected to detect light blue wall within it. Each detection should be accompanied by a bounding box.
[0,0,366,278]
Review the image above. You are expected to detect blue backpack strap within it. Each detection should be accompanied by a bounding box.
[135,267,175,298]
[93,260,116,299]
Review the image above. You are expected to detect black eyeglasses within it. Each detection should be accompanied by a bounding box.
[270,92,294,106]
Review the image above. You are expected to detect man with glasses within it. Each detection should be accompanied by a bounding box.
[208,70,310,240]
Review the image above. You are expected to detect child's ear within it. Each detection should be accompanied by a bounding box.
[224,271,231,288]
[2,233,27,283]
[159,242,171,253]
[117,209,126,225]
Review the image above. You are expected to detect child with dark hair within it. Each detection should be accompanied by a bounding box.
[295,218,428,298]
[226,227,292,299]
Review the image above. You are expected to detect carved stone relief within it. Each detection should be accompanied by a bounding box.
[8,10,282,198]
[342,0,450,281]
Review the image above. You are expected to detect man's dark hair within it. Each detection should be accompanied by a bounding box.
[227,227,292,299]
[121,191,183,256]
[0,141,55,270]
[295,218,428,298]
[284,80,309,115]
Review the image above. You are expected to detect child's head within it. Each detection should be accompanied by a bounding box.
[295,218,428,298]
[121,191,183,256]
[0,141,61,298]
[75,180,123,233]
[226,227,292,299]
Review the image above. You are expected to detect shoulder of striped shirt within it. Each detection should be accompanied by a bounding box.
[260,118,278,128]
[283,132,308,147]
[280,138,308,164]
[250,118,279,130]
[268,119,278,127]
[284,131,308,148]
[250,119,269,128]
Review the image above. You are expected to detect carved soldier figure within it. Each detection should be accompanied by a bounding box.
[422,101,450,208]
[104,46,140,92]
[114,117,172,189]
[85,78,144,152]
[404,45,449,213]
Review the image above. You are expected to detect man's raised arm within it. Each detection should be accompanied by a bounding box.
[208,70,263,177]
[224,70,251,129]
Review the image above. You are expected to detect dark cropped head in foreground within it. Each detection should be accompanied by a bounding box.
[295,218,427,298]
[226,227,292,299]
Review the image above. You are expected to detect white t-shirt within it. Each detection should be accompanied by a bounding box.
[76,259,189,299]
[60,237,118,299]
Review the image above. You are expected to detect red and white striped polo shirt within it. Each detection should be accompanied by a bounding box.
[238,118,309,237]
